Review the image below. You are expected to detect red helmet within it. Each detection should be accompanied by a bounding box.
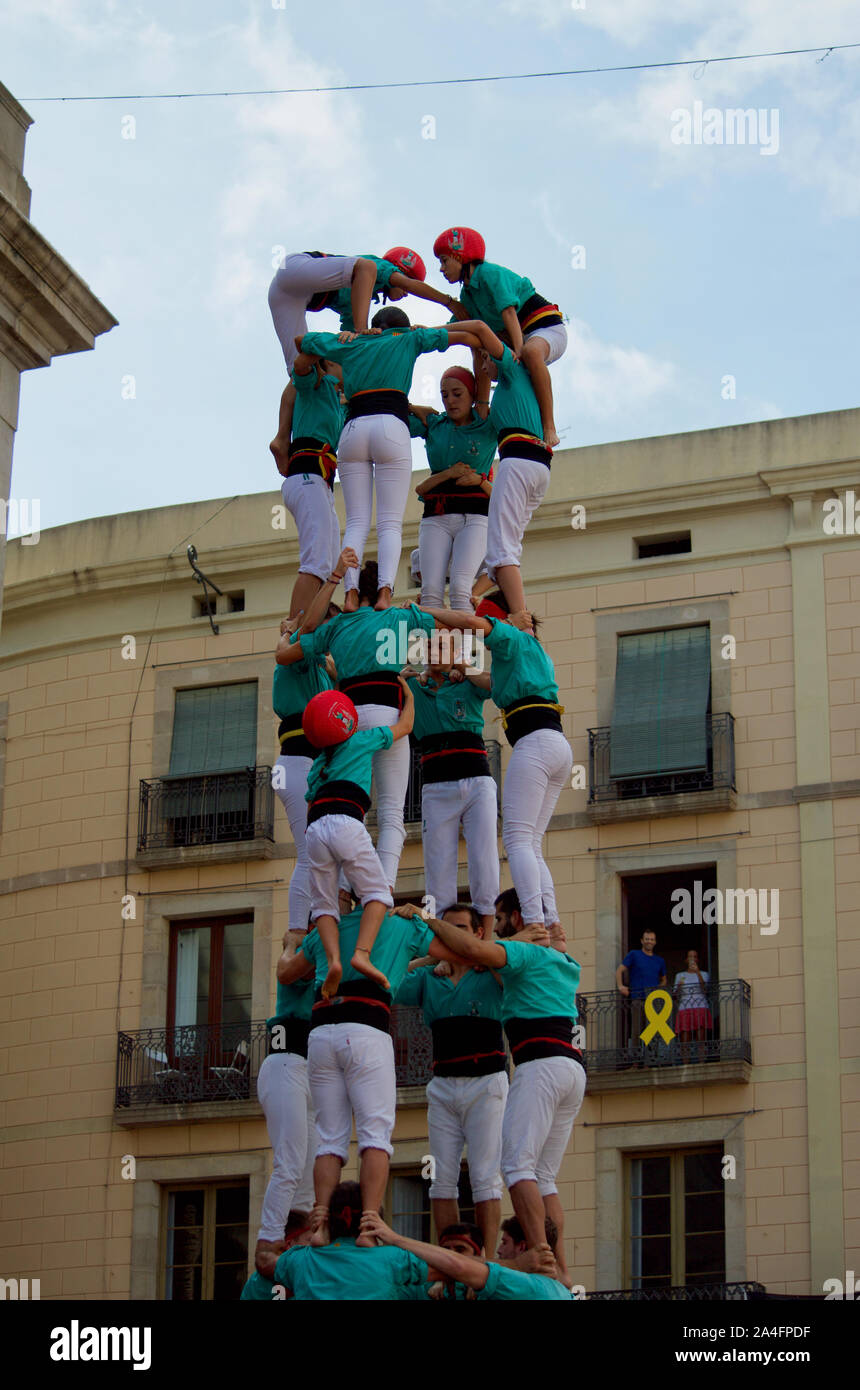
[433,227,486,264]
[383,246,427,281]
[302,691,358,749]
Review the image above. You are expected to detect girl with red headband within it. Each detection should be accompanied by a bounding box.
[434,226,567,449]
[409,365,496,611]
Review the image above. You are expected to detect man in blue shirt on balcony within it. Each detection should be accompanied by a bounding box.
[616,930,667,1063]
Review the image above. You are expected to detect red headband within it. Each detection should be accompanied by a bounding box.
[441,366,477,398]
[441,1234,483,1256]
[475,598,508,623]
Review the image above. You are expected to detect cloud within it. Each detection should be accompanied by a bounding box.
[558,318,678,420]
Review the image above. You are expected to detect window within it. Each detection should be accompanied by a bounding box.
[636,533,691,559]
[162,1181,249,1300]
[169,682,257,775]
[388,1168,475,1242]
[626,1148,725,1289]
[168,915,253,1036]
[610,626,711,781]
[622,867,717,990]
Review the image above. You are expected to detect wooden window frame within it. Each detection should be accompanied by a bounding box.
[166,914,254,1043]
[158,1179,249,1302]
[623,1145,725,1289]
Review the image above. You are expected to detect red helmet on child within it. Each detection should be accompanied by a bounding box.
[383,246,427,281]
[433,227,486,264]
[302,691,358,748]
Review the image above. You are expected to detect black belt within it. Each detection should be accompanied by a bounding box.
[419,730,490,783]
[431,1017,506,1077]
[517,291,564,333]
[277,712,315,760]
[346,389,410,426]
[286,437,337,488]
[504,1016,585,1068]
[306,780,370,825]
[422,478,489,517]
[267,1017,311,1059]
[501,696,564,748]
[340,672,403,710]
[311,979,391,1033]
[497,428,552,467]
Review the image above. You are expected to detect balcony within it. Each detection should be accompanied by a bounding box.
[577,980,751,1091]
[587,712,736,822]
[588,1281,765,1301]
[136,766,275,867]
[391,1005,434,1094]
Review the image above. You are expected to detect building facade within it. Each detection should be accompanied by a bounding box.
[0,406,857,1299]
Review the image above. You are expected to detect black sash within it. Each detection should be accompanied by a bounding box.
[311,979,392,1033]
[431,1017,506,1077]
[419,730,491,783]
[306,780,370,825]
[340,672,403,710]
[346,389,410,426]
[502,696,563,748]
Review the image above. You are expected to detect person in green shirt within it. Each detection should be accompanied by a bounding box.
[241,1208,313,1301]
[409,365,496,611]
[433,225,567,449]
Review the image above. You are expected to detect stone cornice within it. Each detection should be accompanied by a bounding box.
[0,82,32,132]
[0,191,117,369]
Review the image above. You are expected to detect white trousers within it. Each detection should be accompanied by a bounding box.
[281,473,340,583]
[502,728,572,925]
[306,813,392,920]
[501,1056,586,1194]
[308,1022,396,1159]
[419,513,489,610]
[422,776,499,916]
[273,753,312,934]
[256,1051,318,1240]
[268,252,357,371]
[337,414,413,593]
[426,1071,508,1202]
[356,702,408,889]
[485,455,550,575]
[525,322,567,365]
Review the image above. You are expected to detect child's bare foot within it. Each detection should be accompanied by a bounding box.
[343,589,359,613]
[374,586,393,610]
[270,436,290,471]
[355,1210,381,1246]
[309,1205,330,1247]
[322,960,343,998]
[543,424,559,449]
[351,947,390,992]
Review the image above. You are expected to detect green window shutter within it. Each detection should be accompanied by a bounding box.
[610,627,711,779]
[169,683,258,775]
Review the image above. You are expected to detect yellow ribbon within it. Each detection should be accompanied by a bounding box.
[500,702,565,729]
[639,989,676,1044]
[278,727,305,746]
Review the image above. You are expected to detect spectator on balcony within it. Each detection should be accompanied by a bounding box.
[673,949,712,1061]
[403,892,584,1287]
[404,658,498,936]
[616,930,667,1058]
[277,906,435,1248]
[395,904,506,1257]
[254,937,318,1274]
[242,1209,313,1300]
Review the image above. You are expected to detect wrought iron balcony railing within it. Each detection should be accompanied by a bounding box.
[588,1281,765,1301]
[588,712,736,804]
[137,766,275,852]
[575,979,751,1073]
[403,738,502,824]
[116,1011,435,1109]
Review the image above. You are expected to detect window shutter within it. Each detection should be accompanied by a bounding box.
[610,627,710,778]
[169,683,258,775]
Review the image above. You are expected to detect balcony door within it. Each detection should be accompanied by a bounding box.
[168,915,253,1065]
[166,682,258,845]
[621,866,718,985]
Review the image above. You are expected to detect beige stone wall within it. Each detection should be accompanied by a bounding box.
[1,408,859,1297]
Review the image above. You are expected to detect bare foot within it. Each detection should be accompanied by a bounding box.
[351,948,390,992]
[309,1205,330,1247]
[354,1231,378,1248]
[270,436,290,471]
[322,960,343,998]
[343,589,359,613]
[543,424,559,449]
[374,586,393,611]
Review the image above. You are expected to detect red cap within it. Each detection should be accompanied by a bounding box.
[302,691,358,749]
[433,227,486,264]
[475,597,508,623]
[383,246,427,282]
[441,366,477,398]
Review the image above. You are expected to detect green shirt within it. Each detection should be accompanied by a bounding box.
[406,674,492,741]
[275,1237,429,1300]
[272,657,333,722]
[410,409,497,477]
[476,1262,576,1301]
[299,906,433,997]
[395,962,502,1024]
[484,618,559,709]
[458,261,537,335]
[295,604,435,679]
[267,975,314,1029]
[300,326,451,399]
[240,1270,277,1301]
[488,344,543,438]
[498,940,580,1024]
[305,726,393,802]
[333,255,398,331]
[291,366,345,449]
